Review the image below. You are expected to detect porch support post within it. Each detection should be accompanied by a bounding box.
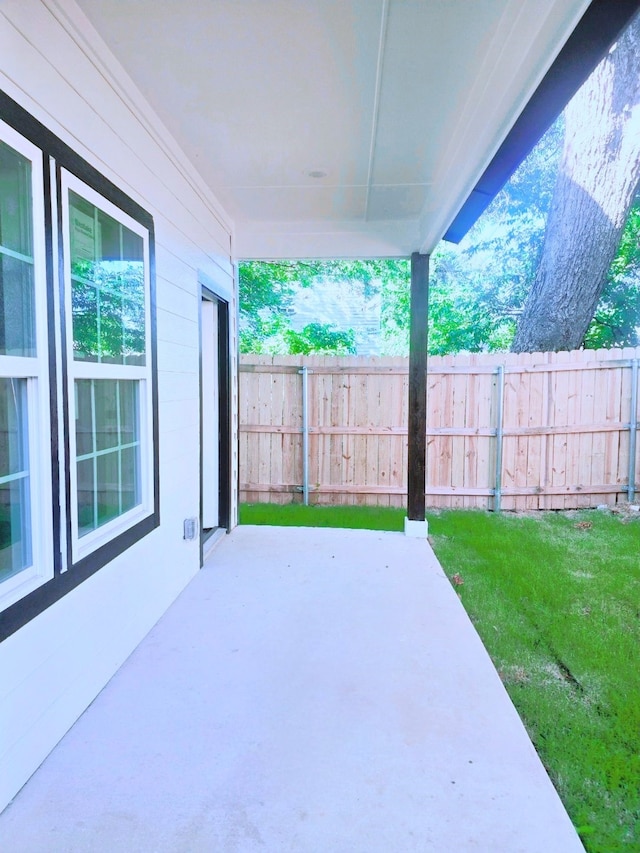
[405,251,429,538]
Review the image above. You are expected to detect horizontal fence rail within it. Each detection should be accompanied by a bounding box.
[239,349,640,510]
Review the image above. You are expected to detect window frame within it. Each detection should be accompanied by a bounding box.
[61,172,155,564]
[0,89,159,641]
[0,120,54,611]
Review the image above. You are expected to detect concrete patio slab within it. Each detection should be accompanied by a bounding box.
[0,526,583,852]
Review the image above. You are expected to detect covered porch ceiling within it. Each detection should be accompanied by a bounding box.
[75,0,599,258]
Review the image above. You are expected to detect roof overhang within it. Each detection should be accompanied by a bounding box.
[445,0,640,243]
[71,0,638,258]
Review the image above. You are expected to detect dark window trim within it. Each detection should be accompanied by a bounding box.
[43,153,62,576]
[56,164,73,574]
[0,91,153,231]
[444,0,640,242]
[0,89,159,642]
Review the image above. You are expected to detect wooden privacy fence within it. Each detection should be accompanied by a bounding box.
[239,348,640,510]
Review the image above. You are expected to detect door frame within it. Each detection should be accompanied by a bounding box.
[199,275,231,565]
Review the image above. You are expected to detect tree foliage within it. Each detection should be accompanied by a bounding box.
[239,259,408,355]
[238,261,304,353]
[283,323,356,355]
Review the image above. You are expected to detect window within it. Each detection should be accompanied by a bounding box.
[62,176,154,562]
[0,124,53,611]
[75,379,141,537]
[0,90,158,639]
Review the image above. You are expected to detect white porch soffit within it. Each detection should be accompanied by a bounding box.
[73,0,593,258]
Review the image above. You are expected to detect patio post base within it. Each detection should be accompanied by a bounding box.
[404,517,428,538]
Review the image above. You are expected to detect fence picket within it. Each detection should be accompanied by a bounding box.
[239,348,640,509]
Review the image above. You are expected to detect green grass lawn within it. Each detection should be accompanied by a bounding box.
[240,502,640,852]
[240,502,406,531]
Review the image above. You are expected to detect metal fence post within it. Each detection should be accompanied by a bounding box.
[494,365,505,512]
[300,367,310,505]
[628,358,638,503]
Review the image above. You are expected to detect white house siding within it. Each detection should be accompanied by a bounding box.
[0,0,238,811]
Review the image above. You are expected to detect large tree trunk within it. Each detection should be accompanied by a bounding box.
[512,13,640,353]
